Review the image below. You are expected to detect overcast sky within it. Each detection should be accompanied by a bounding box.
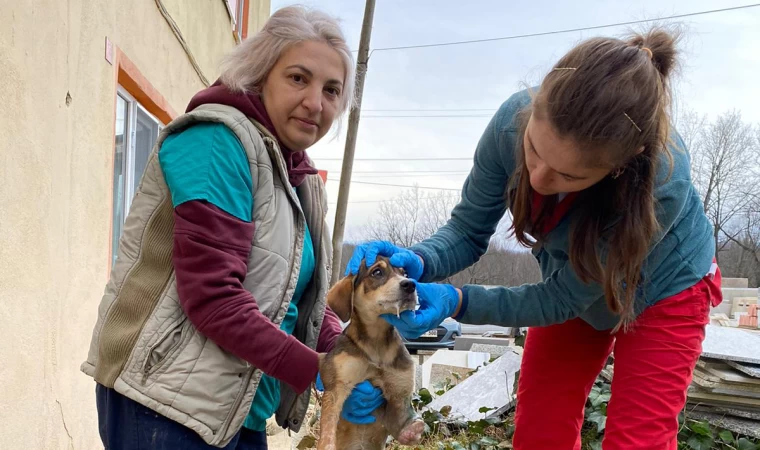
[270,0,760,242]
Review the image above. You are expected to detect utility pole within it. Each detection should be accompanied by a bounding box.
[330,0,376,286]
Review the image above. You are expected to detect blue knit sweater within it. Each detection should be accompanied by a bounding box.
[410,89,715,330]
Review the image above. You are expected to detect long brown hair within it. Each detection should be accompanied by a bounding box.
[509,27,679,330]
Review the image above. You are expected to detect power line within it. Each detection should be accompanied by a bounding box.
[369,3,760,52]
[362,114,493,118]
[352,173,469,178]
[363,108,498,112]
[326,178,462,191]
[350,170,469,174]
[314,157,472,162]
[329,193,462,205]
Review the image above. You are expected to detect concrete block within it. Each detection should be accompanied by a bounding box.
[713,288,759,316]
[721,288,759,301]
[722,278,749,288]
[454,335,514,351]
[702,325,760,364]
[470,343,511,358]
[731,297,758,318]
[426,349,522,421]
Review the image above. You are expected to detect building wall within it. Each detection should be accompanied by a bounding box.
[0,1,269,448]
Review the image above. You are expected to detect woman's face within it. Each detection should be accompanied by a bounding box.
[523,113,613,195]
[261,40,346,151]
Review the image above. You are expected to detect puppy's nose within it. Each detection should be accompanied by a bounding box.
[400,279,415,293]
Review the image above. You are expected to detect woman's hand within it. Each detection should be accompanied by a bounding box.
[315,373,386,424]
[345,241,424,280]
[382,281,462,339]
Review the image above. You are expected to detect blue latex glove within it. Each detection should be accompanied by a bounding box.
[315,374,386,424]
[382,281,461,339]
[345,241,424,280]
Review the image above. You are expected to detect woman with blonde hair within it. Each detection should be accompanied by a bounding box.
[82,6,383,449]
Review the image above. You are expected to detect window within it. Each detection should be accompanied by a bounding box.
[224,0,247,41]
[111,88,164,265]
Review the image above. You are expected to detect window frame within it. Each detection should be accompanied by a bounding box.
[115,86,164,216]
[224,0,249,41]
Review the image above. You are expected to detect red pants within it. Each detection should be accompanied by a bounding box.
[513,268,722,450]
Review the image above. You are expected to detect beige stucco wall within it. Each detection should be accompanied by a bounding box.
[0,1,269,448]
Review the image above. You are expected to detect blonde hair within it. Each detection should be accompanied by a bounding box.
[219,5,356,115]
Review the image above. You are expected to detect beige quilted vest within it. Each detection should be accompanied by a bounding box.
[80,104,332,447]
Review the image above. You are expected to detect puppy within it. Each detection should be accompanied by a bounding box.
[316,257,425,450]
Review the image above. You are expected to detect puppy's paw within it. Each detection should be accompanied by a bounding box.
[397,419,424,445]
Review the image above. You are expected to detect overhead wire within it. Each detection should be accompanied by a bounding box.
[330,3,760,209]
[361,114,494,118]
[350,170,469,174]
[367,3,760,52]
[363,108,498,112]
[314,157,472,162]
[326,178,462,191]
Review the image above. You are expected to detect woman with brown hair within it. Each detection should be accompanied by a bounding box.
[347,27,721,449]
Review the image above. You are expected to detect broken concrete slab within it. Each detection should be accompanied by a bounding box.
[725,360,760,379]
[429,364,474,389]
[469,343,511,358]
[687,389,760,409]
[691,405,760,422]
[421,350,490,389]
[426,349,522,422]
[701,325,760,365]
[697,360,760,385]
[688,410,760,439]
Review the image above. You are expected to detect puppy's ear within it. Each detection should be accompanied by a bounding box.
[327,276,354,322]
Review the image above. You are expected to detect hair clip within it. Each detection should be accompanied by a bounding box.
[641,47,653,60]
[553,67,577,71]
[623,112,642,133]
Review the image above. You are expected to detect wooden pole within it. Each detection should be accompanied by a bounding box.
[330,0,376,286]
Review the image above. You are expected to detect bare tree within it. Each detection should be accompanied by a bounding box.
[361,186,460,247]
[355,185,541,287]
[684,110,759,262]
[717,195,760,286]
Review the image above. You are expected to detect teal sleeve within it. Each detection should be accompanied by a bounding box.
[159,123,253,222]
[457,133,696,329]
[459,263,605,328]
[410,90,528,282]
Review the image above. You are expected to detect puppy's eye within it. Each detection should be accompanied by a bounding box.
[371,268,383,278]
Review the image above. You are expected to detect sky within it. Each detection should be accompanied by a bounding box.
[269,0,760,242]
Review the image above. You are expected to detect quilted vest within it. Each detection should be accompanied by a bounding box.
[80,104,332,447]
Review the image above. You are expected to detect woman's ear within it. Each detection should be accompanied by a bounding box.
[327,276,354,322]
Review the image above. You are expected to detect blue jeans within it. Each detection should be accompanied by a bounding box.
[96,384,268,450]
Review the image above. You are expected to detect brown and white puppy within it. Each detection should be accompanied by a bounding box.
[316,257,425,450]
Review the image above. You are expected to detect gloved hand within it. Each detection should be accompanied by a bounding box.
[345,241,424,280]
[315,374,386,424]
[382,281,462,339]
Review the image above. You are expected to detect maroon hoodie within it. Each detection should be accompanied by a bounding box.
[170,81,342,395]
